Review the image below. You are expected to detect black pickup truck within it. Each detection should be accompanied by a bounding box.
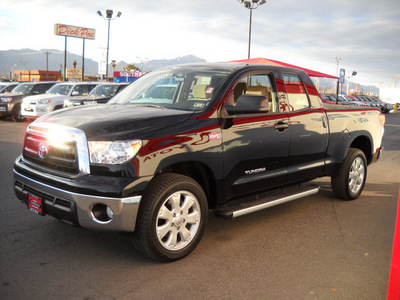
[13,62,385,261]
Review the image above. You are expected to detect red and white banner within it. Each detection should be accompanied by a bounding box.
[114,71,147,78]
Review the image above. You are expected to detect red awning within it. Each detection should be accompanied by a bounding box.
[230,57,338,79]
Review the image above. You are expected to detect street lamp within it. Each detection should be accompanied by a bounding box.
[237,0,267,59]
[346,71,357,95]
[136,57,148,71]
[334,56,342,104]
[97,9,122,80]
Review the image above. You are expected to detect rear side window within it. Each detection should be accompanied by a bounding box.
[282,74,310,111]
[34,84,54,94]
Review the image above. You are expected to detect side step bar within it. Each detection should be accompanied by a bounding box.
[215,184,320,219]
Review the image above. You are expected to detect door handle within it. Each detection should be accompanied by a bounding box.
[274,121,289,132]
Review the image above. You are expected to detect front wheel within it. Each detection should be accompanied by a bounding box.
[132,173,208,262]
[12,104,25,122]
[331,148,367,200]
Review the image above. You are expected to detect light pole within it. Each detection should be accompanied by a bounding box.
[334,56,342,104]
[97,9,122,80]
[346,71,357,95]
[136,57,148,71]
[237,0,267,59]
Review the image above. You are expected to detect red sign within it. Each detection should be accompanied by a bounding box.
[54,24,95,40]
[28,194,44,215]
[114,71,146,78]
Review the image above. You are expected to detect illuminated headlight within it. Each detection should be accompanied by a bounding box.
[38,99,51,105]
[88,140,142,164]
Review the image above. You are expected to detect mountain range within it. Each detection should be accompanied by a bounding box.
[0,49,205,77]
[0,48,378,95]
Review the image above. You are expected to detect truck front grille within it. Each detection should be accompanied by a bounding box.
[21,123,90,177]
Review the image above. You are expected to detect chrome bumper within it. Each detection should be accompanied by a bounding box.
[14,170,141,232]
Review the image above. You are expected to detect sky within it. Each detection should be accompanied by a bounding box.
[1,0,400,88]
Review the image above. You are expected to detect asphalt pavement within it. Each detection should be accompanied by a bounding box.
[0,113,399,300]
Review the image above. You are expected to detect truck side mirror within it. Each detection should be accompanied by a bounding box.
[225,94,269,115]
[72,91,80,96]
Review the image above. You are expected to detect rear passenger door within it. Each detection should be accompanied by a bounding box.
[281,72,329,183]
[220,71,290,201]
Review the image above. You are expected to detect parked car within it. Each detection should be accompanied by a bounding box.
[14,62,385,262]
[21,82,98,121]
[0,82,19,94]
[319,93,337,105]
[369,96,393,113]
[320,93,365,106]
[352,95,372,107]
[337,95,366,106]
[0,81,56,121]
[63,82,129,108]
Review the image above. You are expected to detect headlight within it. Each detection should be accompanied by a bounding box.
[1,97,12,102]
[88,140,142,164]
[38,99,51,105]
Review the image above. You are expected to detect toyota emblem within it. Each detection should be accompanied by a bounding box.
[38,143,49,159]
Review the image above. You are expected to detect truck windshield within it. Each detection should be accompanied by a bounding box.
[89,84,120,97]
[47,84,73,95]
[12,84,34,95]
[109,67,230,111]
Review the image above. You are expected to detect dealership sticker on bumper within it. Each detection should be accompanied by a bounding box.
[28,194,45,215]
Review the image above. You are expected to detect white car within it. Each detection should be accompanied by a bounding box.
[21,82,97,120]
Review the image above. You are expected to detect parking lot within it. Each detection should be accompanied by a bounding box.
[0,113,399,300]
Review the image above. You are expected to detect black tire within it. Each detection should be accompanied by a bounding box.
[132,173,208,262]
[12,104,25,122]
[331,148,367,200]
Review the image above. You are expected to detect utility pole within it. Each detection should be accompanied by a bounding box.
[43,51,52,80]
[394,77,398,88]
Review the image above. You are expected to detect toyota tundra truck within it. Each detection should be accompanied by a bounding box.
[13,62,385,261]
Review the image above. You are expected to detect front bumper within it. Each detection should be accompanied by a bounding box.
[14,169,142,232]
[21,103,47,118]
[0,103,12,116]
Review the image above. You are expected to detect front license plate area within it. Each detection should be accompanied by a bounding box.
[28,194,45,215]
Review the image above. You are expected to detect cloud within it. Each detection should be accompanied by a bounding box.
[1,0,399,87]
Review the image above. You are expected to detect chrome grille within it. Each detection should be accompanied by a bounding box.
[21,123,90,177]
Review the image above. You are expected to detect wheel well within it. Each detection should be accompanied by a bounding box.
[160,162,218,209]
[350,136,372,163]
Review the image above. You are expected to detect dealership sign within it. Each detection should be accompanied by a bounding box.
[115,71,147,78]
[67,68,82,80]
[54,24,95,40]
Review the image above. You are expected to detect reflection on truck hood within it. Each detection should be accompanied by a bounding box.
[35,104,194,140]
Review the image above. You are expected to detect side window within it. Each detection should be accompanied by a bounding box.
[226,73,278,113]
[73,85,89,95]
[6,85,15,92]
[282,73,310,111]
[34,84,51,94]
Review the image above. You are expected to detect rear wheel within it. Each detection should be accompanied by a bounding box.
[331,148,367,200]
[132,173,208,262]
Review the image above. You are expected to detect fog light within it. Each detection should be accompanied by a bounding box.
[106,206,114,219]
[92,204,113,224]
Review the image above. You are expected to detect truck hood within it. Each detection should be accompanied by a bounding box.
[35,104,194,140]
[0,92,23,100]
